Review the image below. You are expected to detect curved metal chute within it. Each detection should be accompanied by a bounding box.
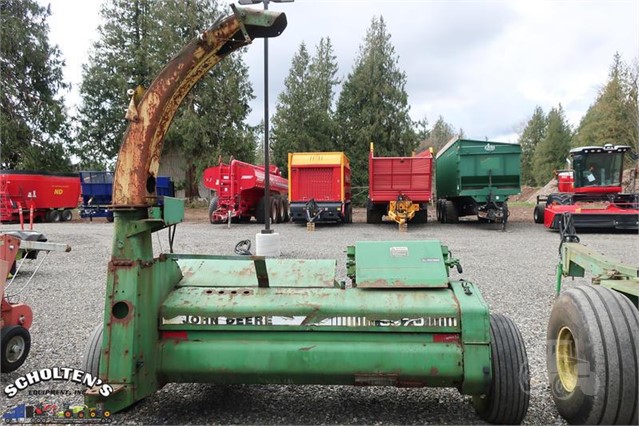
[112,6,287,207]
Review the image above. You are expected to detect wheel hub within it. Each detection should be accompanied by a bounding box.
[5,335,26,363]
[556,326,578,392]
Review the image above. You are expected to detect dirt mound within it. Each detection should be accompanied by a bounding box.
[510,185,538,202]
[527,179,558,203]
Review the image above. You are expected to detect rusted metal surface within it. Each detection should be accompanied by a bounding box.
[113,8,287,207]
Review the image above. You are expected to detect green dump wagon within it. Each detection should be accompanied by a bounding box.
[435,139,521,229]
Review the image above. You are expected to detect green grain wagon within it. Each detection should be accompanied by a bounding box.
[435,138,521,229]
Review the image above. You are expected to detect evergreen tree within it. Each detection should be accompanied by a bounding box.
[518,106,547,186]
[271,42,312,173]
[271,38,339,175]
[532,105,572,185]
[335,16,416,199]
[572,53,639,155]
[73,0,256,197]
[0,0,71,171]
[419,116,456,152]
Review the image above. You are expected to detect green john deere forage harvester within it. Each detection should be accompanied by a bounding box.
[81,6,530,424]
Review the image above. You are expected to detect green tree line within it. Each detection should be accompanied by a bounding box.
[519,53,638,186]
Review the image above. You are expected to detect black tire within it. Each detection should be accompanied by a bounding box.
[49,210,61,222]
[1,325,31,373]
[546,286,638,425]
[208,197,219,224]
[412,205,427,224]
[474,314,530,424]
[533,204,545,224]
[82,324,103,378]
[256,197,266,224]
[61,209,73,222]
[345,203,353,224]
[271,197,281,224]
[106,214,114,223]
[282,199,290,223]
[436,200,444,223]
[9,260,17,276]
[445,201,458,223]
[366,201,383,224]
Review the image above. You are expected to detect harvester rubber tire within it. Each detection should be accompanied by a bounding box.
[546,285,638,425]
[533,204,545,224]
[208,197,219,224]
[444,201,458,223]
[1,325,31,373]
[271,198,281,224]
[282,199,290,223]
[61,209,73,222]
[345,203,353,224]
[474,314,530,424]
[49,210,61,222]
[82,324,103,378]
[256,197,266,224]
[412,205,427,224]
[366,207,383,224]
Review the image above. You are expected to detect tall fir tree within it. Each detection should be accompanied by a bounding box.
[0,0,71,171]
[271,38,339,175]
[271,42,312,173]
[572,53,639,156]
[335,16,416,200]
[518,106,547,186]
[73,0,256,197]
[532,105,572,185]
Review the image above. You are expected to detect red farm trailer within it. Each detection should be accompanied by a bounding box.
[0,171,81,223]
[203,159,288,224]
[367,143,433,225]
[533,144,639,230]
[288,152,352,224]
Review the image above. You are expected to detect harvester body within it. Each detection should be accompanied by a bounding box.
[535,144,639,230]
[367,144,432,225]
[435,138,521,229]
[83,7,530,424]
[288,152,352,224]
[203,159,288,224]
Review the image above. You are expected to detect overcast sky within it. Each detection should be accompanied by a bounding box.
[44,0,638,143]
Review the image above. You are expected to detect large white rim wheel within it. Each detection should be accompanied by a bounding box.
[1,326,31,373]
[207,196,219,224]
[474,314,530,424]
[547,285,638,424]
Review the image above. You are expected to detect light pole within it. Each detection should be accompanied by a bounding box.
[238,0,293,235]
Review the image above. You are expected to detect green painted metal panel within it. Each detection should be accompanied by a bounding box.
[354,240,449,288]
[176,257,338,288]
[435,139,521,199]
[450,281,491,395]
[160,286,461,332]
[159,331,464,387]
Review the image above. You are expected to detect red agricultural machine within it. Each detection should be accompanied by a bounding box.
[367,143,432,228]
[203,159,289,224]
[534,144,639,230]
[1,233,71,372]
[0,171,81,224]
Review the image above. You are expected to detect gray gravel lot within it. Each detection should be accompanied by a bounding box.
[1,211,637,424]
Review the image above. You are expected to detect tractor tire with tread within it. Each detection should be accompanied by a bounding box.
[82,324,103,378]
[546,285,638,425]
[533,203,545,224]
[48,210,61,223]
[208,197,219,224]
[474,313,530,424]
[444,200,458,223]
[1,325,31,373]
[61,209,73,222]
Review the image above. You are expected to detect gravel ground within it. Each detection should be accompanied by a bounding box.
[1,207,637,424]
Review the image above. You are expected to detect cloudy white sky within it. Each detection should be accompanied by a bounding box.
[44,0,638,143]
